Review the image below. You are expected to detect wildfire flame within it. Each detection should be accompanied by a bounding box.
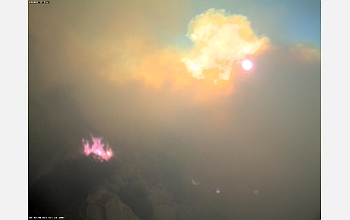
[82,135,113,161]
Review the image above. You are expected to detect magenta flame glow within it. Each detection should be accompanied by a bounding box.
[82,135,113,161]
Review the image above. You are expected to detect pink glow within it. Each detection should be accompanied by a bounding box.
[82,135,113,161]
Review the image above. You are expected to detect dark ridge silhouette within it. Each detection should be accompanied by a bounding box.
[28,155,122,218]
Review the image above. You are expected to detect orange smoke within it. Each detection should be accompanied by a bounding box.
[182,8,269,82]
[98,8,270,101]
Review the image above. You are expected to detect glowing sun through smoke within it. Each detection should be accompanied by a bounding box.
[241,59,253,70]
[82,135,113,161]
[97,8,270,101]
[182,8,268,83]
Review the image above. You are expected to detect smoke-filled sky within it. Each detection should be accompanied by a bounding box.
[28,0,320,218]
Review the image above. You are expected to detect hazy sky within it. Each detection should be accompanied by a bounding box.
[29,0,320,218]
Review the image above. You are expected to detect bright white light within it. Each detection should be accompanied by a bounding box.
[242,59,253,70]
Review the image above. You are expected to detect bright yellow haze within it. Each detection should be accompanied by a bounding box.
[182,8,269,83]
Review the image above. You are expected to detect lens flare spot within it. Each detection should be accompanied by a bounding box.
[191,179,200,186]
[241,59,253,70]
[243,46,251,53]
